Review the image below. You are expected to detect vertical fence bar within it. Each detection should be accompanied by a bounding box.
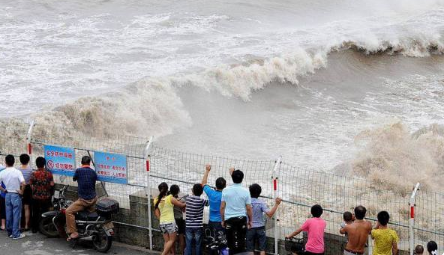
[409,183,420,255]
[272,157,282,255]
[144,136,154,251]
[26,120,35,166]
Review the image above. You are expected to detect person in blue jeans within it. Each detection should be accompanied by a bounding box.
[185,184,207,255]
[246,184,282,255]
[0,164,6,230]
[201,164,226,236]
[0,155,26,240]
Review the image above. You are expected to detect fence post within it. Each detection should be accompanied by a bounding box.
[26,120,35,165]
[144,136,154,251]
[409,183,420,255]
[272,157,282,255]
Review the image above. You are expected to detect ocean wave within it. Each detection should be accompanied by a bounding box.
[1,34,444,142]
[352,122,444,194]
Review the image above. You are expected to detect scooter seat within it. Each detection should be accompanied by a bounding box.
[76,211,99,221]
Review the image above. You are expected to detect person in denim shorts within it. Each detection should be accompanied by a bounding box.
[246,184,282,255]
[154,182,186,255]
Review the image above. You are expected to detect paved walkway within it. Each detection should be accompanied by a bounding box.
[0,230,152,255]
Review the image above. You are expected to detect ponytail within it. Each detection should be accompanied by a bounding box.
[155,182,169,209]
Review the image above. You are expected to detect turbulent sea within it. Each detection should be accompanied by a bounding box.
[1,0,444,190]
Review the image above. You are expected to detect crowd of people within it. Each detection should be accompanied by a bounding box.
[0,154,441,255]
[154,165,442,255]
[0,154,54,239]
[0,154,99,242]
[154,165,282,255]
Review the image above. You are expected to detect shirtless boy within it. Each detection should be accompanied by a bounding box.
[340,206,372,255]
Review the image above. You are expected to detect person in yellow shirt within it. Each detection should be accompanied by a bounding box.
[154,182,186,255]
[371,211,399,255]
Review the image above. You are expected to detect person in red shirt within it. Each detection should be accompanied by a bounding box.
[29,157,54,233]
[286,204,327,255]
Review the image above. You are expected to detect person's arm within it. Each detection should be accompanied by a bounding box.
[201,164,211,186]
[73,169,78,182]
[265,197,282,218]
[246,204,253,229]
[171,197,186,208]
[286,227,304,238]
[17,172,25,195]
[392,242,398,255]
[220,201,226,227]
[229,167,235,176]
[340,224,347,235]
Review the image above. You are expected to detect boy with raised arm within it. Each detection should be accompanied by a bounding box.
[201,164,226,235]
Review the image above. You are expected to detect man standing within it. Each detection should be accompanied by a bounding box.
[201,164,226,235]
[66,156,97,240]
[29,157,54,233]
[0,155,26,239]
[220,168,252,255]
[340,206,372,255]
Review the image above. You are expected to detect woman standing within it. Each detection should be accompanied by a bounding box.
[154,182,186,255]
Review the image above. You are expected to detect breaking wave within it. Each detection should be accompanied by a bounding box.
[352,122,444,194]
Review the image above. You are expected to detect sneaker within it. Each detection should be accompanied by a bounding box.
[13,234,25,240]
[9,235,12,238]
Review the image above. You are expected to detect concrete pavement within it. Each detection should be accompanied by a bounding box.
[0,230,153,255]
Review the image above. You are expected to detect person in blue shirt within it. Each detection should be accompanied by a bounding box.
[65,156,98,240]
[220,169,252,255]
[201,164,226,236]
[0,164,6,230]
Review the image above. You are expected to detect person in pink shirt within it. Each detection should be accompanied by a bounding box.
[286,204,327,255]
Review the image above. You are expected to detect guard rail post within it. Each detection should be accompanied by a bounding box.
[409,183,420,255]
[144,136,154,250]
[272,157,282,255]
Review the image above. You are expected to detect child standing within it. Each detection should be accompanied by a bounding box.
[185,184,207,255]
[247,183,282,255]
[154,182,186,255]
[371,211,399,255]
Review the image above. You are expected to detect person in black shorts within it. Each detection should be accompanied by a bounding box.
[171,184,187,255]
[19,154,33,231]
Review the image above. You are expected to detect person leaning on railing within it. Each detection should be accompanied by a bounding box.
[286,204,326,255]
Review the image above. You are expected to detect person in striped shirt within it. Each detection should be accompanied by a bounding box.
[185,184,207,255]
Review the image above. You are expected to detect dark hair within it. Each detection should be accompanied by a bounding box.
[5,155,15,167]
[20,154,30,165]
[193,184,204,196]
[343,211,353,222]
[215,177,226,190]
[415,244,424,254]
[354,205,367,220]
[232,170,244,184]
[170,184,180,197]
[155,182,169,209]
[377,211,390,226]
[311,204,323,218]
[35,157,46,169]
[81,156,91,165]
[427,241,437,254]
[249,183,262,198]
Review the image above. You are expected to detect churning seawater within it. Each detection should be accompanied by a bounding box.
[1,0,444,190]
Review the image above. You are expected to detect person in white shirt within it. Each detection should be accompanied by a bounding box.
[0,155,26,239]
